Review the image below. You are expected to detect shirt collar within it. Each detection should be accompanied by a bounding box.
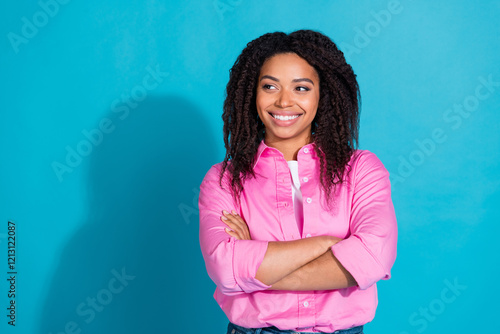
[253,140,318,168]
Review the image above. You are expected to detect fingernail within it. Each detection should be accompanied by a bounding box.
[222,210,229,214]
[232,210,237,215]
[221,216,227,220]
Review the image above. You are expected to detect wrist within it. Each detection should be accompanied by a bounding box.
[325,235,342,248]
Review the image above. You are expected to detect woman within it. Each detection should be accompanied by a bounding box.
[199,30,397,334]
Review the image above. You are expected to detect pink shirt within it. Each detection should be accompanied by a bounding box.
[199,140,397,332]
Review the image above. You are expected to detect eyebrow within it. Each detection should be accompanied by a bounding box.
[260,75,315,86]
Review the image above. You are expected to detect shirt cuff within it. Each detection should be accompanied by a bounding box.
[331,236,389,290]
[233,240,271,293]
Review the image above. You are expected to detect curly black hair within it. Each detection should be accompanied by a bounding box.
[220,29,360,205]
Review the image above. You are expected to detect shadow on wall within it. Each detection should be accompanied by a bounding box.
[39,96,226,333]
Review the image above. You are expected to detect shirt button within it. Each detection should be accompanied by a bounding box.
[303,301,309,307]
[304,148,309,153]
[302,177,308,182]
[306,234,311,238]
[306,197,312,204]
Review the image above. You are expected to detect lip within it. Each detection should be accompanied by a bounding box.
[268,111,303,117]
[268,111,303,126]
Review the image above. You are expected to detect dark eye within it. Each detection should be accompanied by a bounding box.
[262,84,277,90]
[296,86,310,92]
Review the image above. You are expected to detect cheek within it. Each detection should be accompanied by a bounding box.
[255,92,263,107]
[310,94,320,112]
[256,94,273,111]
[302,98,319,113]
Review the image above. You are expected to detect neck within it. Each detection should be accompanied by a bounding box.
[264,135,313,161]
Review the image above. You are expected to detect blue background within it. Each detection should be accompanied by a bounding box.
[1,1,499,333]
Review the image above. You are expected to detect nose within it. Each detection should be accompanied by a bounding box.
[275,89,294,108]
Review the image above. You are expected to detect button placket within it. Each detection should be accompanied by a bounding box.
[277,158,299,240]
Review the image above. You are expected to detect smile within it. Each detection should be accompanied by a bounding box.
[270,113,301,121]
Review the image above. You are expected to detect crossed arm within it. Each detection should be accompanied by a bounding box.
[221,210,357,291]
[200,153,397,295]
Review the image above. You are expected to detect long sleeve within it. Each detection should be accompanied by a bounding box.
[198,164,271,296]
[331,151,398,290]
[200,142,397,332]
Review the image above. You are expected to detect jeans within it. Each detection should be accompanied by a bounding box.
[226,322,364,334]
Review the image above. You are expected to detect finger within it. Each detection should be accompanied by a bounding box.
[220,214,240,228]
[222,210,251,239]
[222,212,245,230]
[224,227,239,240]
[230,210,247,224]
[223,215,250,239]
[229,211,250,237]
[223,210,241,219]
[224,210,247,227]
[221,215,246,235]
[224,227,242,240]
[223,218,245,236]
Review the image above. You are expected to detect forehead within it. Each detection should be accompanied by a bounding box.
[259,53,319,80]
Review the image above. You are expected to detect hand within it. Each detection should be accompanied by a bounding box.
[326,235,343,247]
[221,210,252,240]
[317,235,343,252]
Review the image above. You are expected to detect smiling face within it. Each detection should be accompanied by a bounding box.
[256,53,320,153]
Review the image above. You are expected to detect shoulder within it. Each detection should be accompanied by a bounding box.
[202,162,224,181]
[350,150,387,170]
[201,161,233,188]
[349,150,390,183]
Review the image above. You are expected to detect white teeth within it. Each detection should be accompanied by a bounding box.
[272,114,300,121]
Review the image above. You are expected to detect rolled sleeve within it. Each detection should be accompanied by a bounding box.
[331,151,398,290]
[199,164,271,295]
[233,239,270,293]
